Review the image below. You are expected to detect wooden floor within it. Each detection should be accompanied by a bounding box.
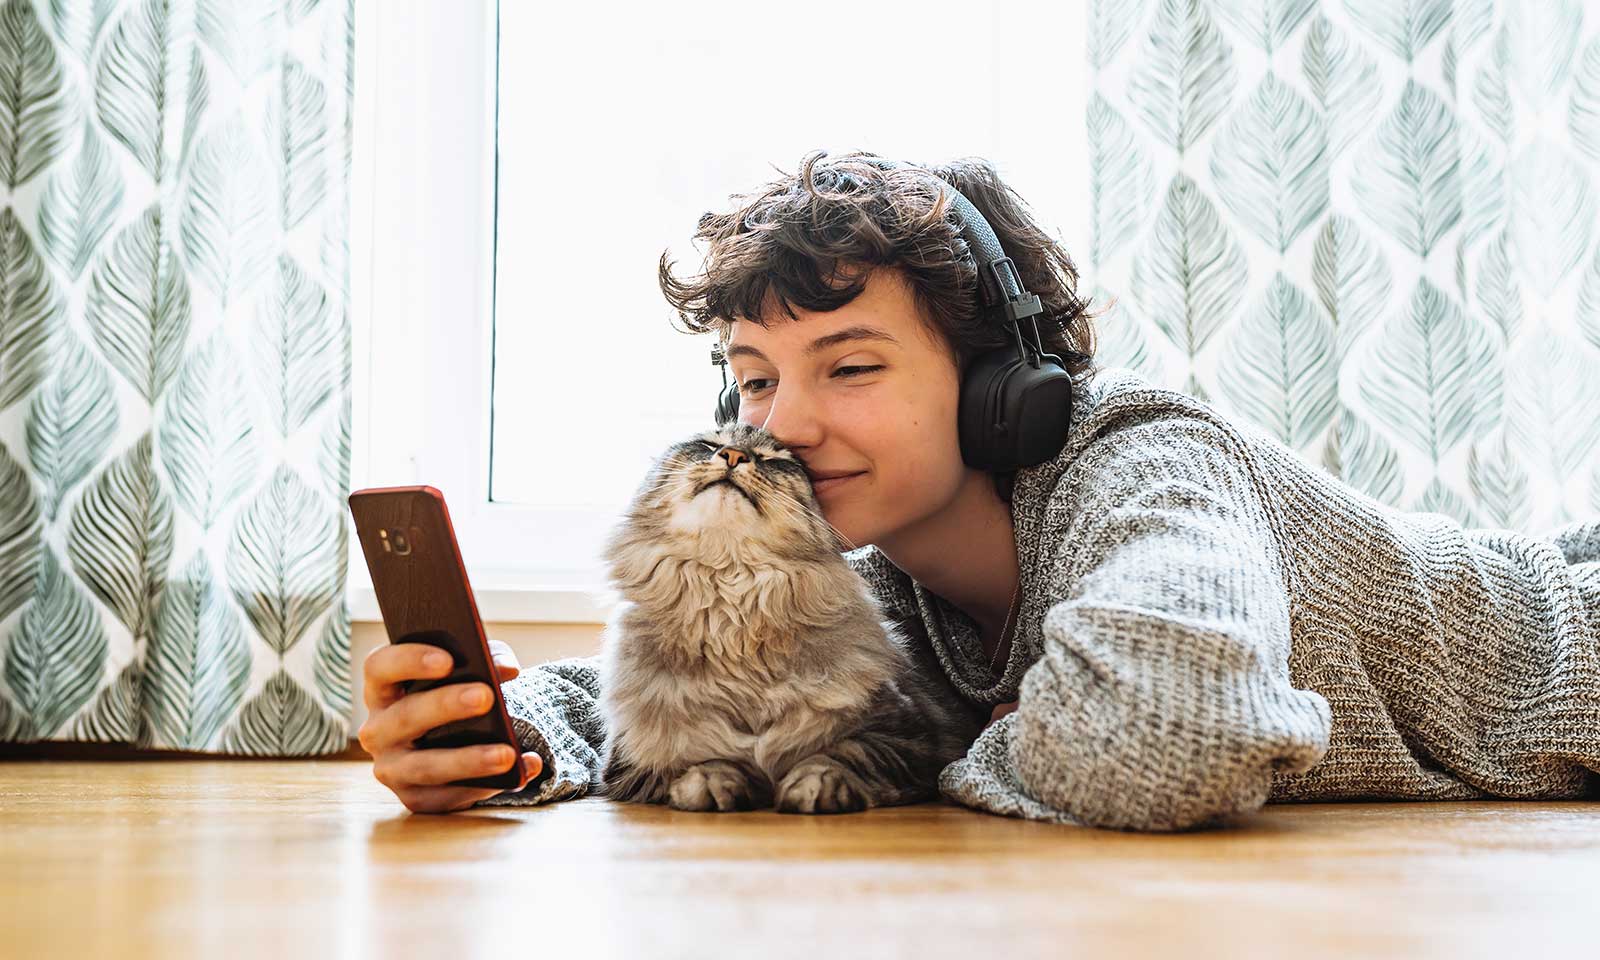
[2,759,1597,959]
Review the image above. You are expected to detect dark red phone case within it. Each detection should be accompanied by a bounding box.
[348,485,522,790]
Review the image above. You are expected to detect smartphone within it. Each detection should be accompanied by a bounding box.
[347,485,522,790]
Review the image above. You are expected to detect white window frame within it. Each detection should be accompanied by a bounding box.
[348,0,617,624]
[347,0,1092,624]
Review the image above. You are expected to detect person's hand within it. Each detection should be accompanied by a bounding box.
[357,637,543,813]
[988,700,1018,727]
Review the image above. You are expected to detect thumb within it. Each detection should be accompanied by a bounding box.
[493,654,521,683]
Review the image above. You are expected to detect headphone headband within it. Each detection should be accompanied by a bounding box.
[851,156,1044,333]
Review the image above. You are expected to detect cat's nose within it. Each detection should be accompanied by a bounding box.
[716,446,749,469]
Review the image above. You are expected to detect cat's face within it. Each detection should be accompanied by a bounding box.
[621,420,845,555]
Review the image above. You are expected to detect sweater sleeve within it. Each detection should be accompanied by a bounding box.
[1001,417,1333,831]
[470,654,607,807]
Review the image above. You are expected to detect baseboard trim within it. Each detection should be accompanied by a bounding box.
[0,738,373,761]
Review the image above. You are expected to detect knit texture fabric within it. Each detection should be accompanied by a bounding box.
[476,366,1600,830]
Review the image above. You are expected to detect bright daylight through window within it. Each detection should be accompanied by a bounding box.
[485,0,1086,586]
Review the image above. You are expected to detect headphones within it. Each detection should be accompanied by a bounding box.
[711,156,1082,472]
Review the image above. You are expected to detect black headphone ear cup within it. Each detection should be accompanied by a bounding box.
[959,348,1020,470]
[714,381,741,426]
[1007,363,1074,465]
[959,347,1073,471]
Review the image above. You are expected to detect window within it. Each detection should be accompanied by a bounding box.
[350,0,1090,621]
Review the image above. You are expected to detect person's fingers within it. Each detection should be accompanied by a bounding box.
[382,751,544,813]
[363,643,453,712]
[365,680,496,755]
[395,784,503,814]
[380,741,519,789]
[488,639,521,682]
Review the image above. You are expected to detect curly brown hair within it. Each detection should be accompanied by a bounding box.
[657,149,1103,378]
[656,149,1105,503]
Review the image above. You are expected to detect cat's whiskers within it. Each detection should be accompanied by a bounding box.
[637,454,704,495]
[767,482,860,552]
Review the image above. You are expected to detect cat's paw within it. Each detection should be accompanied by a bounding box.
[667,760,768,812]
[774,755,867,814]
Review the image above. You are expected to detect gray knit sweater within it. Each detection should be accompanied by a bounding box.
[476,366,1600,830]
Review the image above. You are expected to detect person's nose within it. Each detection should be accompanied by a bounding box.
[755,381,823,451]
[716,447,749,469]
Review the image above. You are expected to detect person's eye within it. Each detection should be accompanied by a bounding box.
[834,365,884,378]
[741,366,881,395]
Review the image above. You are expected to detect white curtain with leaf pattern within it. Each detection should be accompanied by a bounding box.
[1087,0,1600,533]
[0,0,354,755]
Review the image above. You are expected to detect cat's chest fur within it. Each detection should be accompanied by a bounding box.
[597,591,900,786]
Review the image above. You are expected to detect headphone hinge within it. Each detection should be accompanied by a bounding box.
[983,257,1044,322]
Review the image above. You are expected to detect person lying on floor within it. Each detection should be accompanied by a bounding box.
[357,151,1600,831]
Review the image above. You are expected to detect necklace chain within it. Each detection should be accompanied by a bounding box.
[988,579,1021,677]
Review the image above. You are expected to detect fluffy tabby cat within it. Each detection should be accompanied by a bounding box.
[594,420,988,813]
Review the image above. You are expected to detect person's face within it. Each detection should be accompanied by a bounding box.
[724,267,972,549]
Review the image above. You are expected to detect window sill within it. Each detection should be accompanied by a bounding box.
[348,583,616,625]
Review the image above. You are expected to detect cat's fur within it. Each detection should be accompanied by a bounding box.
[593,421,989,813]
